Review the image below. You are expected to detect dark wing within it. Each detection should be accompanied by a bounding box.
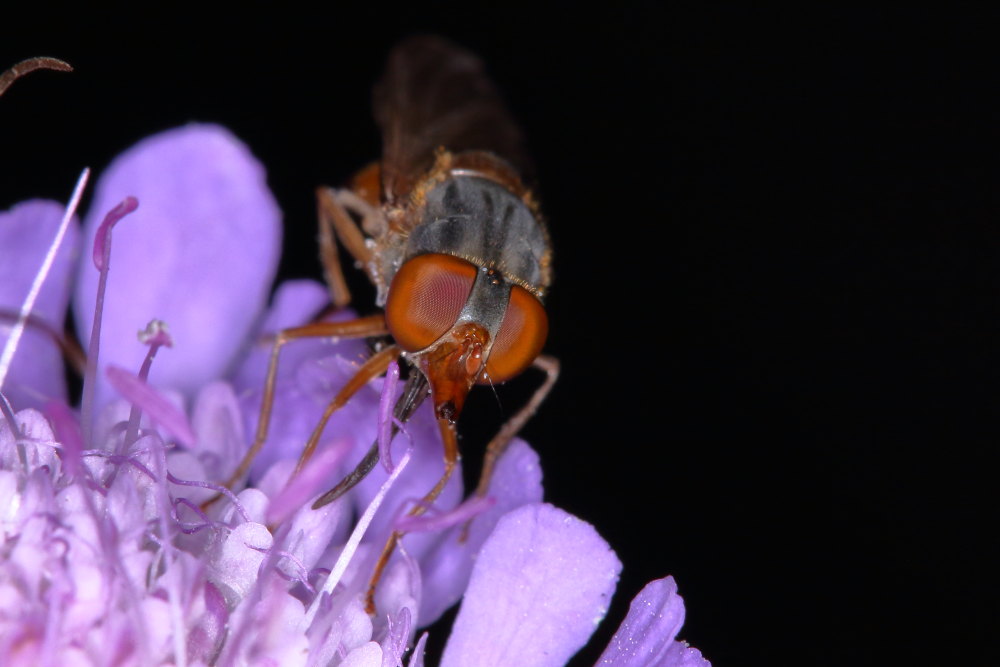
[374,35,531,203]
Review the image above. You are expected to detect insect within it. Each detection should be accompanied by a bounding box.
[221,35,559,613]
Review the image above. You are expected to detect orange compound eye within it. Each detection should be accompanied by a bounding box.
[386,253,477,352]
[483,285,548,384]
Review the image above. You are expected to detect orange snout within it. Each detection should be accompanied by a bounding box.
[418,322,489,422]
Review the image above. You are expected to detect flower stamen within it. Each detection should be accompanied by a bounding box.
[80,195,138,442]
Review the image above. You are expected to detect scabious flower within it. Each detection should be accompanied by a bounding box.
[0,124,710,666]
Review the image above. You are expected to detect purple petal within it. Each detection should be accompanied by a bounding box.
[379,606,412,667]
[230,279,333,393]
[393,494,495,533]
[105,365,196,447]
[73,124,282,409]
[0,200,80,410]
[407,632,428,667]
[440,503,622,667]
[661,643,712,667]
[43,400,83,476]
[418,438,543,625]
[265,438,349,525]
[596,576,711,667]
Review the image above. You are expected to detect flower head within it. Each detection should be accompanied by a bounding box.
[0,124,710,665]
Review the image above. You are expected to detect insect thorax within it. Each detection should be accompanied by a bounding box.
[405,176,549,293]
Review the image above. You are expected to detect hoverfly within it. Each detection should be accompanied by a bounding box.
[222,36,558,612]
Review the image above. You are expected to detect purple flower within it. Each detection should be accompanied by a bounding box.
[0,124,710,665]
[597,577,710,667]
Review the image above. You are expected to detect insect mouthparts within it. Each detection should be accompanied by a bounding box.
[437,400,457,422]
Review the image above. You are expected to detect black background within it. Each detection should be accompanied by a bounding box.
[1,4,995,665]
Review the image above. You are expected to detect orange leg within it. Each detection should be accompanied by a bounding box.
[203,316,390,509]
[312,372,430,510]
[473,354,560,499]
[292,343,400,477]
[316,186,378,308]
[454,354,559,543]
[364,416,460,614]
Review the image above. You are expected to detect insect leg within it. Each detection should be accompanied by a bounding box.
[335,189,386,238]
[312,371,429,509]
[475,355,560,498]
[292,343,400,477]
[316,186,376,308]
[364,416,460,614]
[206,315,389,507]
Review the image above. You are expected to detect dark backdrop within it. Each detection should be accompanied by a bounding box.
[2,4,994,665]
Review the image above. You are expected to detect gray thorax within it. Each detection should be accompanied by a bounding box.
[405,175,548,291]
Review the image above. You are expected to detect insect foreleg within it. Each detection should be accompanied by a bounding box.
[202,315,390,510]
[293,343,400,477]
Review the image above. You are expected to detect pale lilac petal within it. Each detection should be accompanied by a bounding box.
[339,596,376,653]
[265,439,349,525]
[277,483,349,572]
[441,503,622,667]
[206,521,273,606]
[230,279,336,393]
[342,642,383,667]
[187,582,228,664]
[305,593,375,664]
[73,124,282,409]
[597,576,711,666]
[379,606,411,667]
[189,381,248,483]
[219,575,309,666]
[2,408,60,475]
[0,200,80,410]
[372,556,419,649]
[418,438,543,625]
